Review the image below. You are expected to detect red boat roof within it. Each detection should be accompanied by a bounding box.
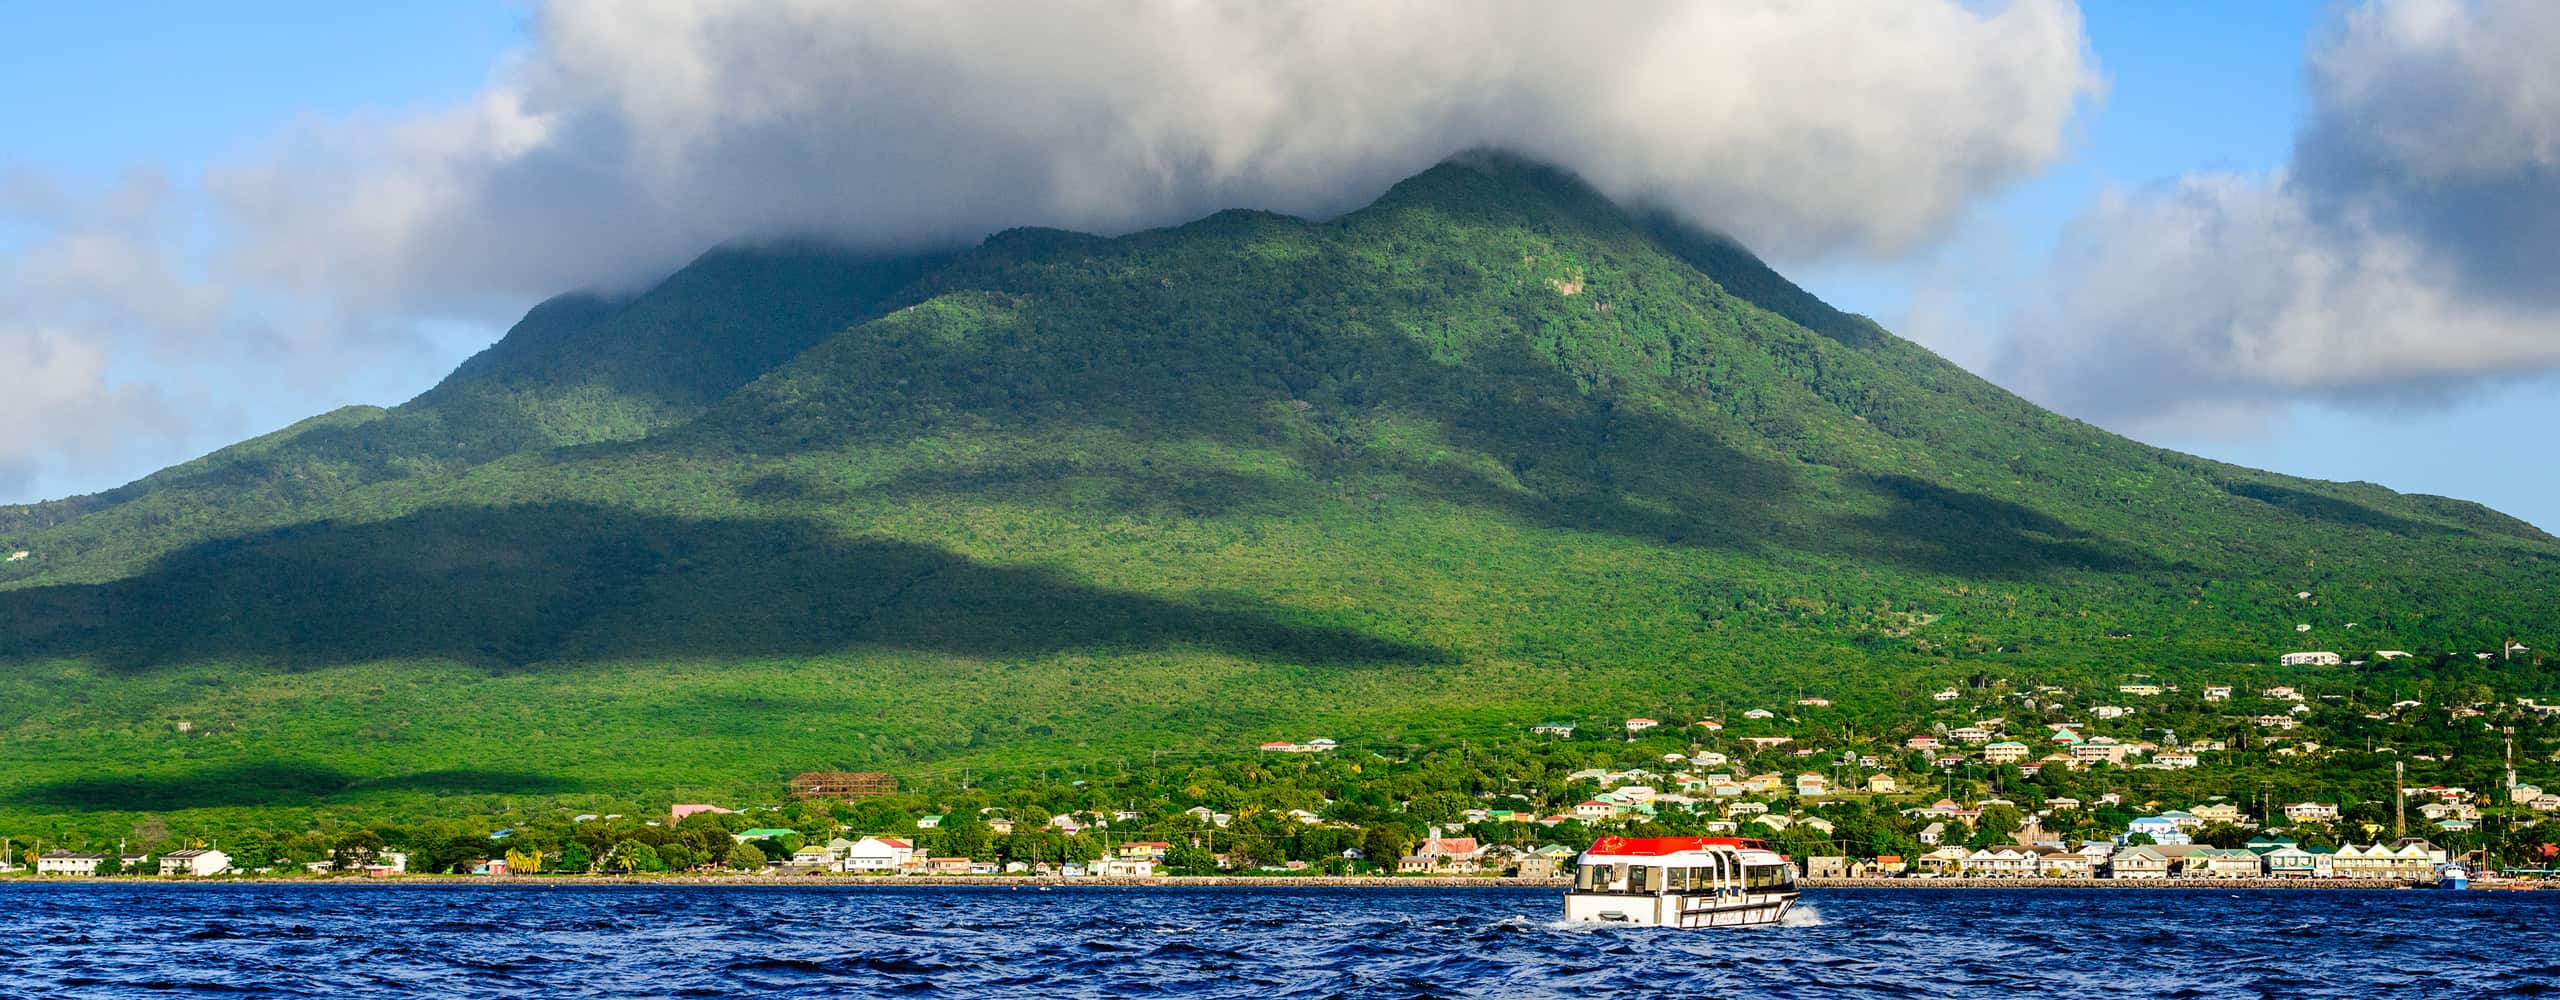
[1585,836,1771,856]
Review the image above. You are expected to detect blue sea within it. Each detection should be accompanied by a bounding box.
[0,884,2545,998]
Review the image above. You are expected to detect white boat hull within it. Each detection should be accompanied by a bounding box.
[1562,889,1798,928]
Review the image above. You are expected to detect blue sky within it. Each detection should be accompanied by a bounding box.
[3,1,2553,530]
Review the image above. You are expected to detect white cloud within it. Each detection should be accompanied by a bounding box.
[210,0,2099,311]
[1995,0,2560,433]
[3,0,2100,505]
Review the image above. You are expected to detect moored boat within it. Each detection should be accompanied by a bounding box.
[2438,864,2470,890]
[1563,836,1799,927]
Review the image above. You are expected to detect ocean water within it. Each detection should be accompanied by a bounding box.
[0,884,2545,998]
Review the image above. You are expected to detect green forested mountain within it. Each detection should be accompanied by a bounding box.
[1,156,2552,824]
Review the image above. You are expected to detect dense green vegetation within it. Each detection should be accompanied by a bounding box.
[0,156,2552,839]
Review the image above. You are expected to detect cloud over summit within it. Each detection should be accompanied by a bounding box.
[216,0,2099,309]
[4,0,2100,504]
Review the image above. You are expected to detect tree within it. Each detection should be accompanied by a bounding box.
[331,830,386,872]
[95,854,124,877]
[504,847,544,875]
[609,840,664,874]
[725,843,768,871]
[558,842,594,873]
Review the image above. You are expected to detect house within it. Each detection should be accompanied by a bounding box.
[2332,842,2436,880]
[1742,737,1794,750]
[1179,807,1231,828]
[1905,736,1943,751]
[2029,846,2094,877]
[2189,803,2246,826]
[1795,774,1829,797]
[2259,845,2317,878]
[2282,802,2341,823]
[1934,689,1962,701]
[1983,741,2029,763]
[733,828,800,844]
[2185,848,2265,878]
[2070,740,2130,765]
[1090,858,1160,877]
[1624,718,1660,733]
[1964,847,2037,877]
[2046,797,2082,811]
[1574,800,1616,820]
[37,851,106,876]
[1866,774,1899,794]
[2092,705,2133,720]
[1949,726,1992,743]
[154,848,229,877]
[843,837,916,872]
[2108,846,2175,879]
[2265,686,2308,701]
[1914,847,1972,876]
[915,815,944,829]
[1531,724,1576,737]
[2151,753,2200,769]
[789,845,840,869]
[919,856,974,875]
[1418,828,1484,867]
[671,804,740,823]
[1795,697,1831,708]
[1742,709,1776,720]
[2118,684,2163,697]
[2204,686,2233,701]
[2280,652,2342,667]
[1918,822,1947,846]
[1691,751,1730,768]
[1514,854,1560,880]
[2121,816,2192,845]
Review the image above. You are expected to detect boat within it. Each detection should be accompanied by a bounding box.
[2438,864,2470,890]
[1563,836,1799,927]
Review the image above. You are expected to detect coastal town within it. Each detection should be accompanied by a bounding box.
[7,645,2554,887]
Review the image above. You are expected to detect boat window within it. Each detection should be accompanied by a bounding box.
[1573,863,1598,890]
[1629,864,1651,893]
[1745,864,1790,890]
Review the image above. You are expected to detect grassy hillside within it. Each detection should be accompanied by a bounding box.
[0,156,2553,831]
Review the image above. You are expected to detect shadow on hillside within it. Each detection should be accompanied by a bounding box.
[1824,475,2166,577]
[6,763,580,812]
[0,502,1448,673]
[2221,481,2454,539]
[767,317,2118,578]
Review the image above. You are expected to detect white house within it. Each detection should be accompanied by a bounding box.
[1624,718,1660,733]
[2204,686,2233,701]
[158,849,229,877]
[844,836,916,872]
[2282,802,2341,823]
[37,851,105,876]
[2279,652,2341,667]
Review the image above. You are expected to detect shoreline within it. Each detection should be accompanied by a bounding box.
[0,874,2472,890]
